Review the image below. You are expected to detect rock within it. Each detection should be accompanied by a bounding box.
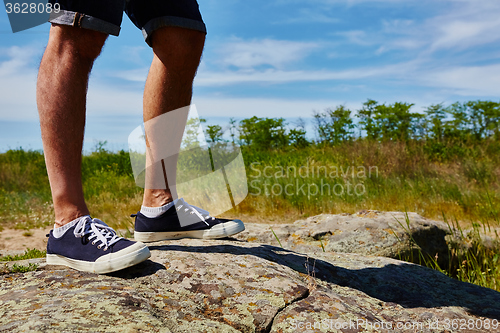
[445,226,500,255]
[235,211,453,266]
[1,238,499,332]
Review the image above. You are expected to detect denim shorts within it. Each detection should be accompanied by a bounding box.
[48,0,206,47]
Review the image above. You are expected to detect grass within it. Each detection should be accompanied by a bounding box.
[225,140,500,227]
[319,238,326,252]
[0,148,143,230]
[270,227,283,248]
[0,248,45,275]
[1,141,499,230]
[442,216,499,291]
[0,263,40,275]
[395,212,500,292]
[8,263,39,273]
[0,248,46,261]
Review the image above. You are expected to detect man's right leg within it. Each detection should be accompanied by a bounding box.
[37,24,106,227]
[38,24,150,273]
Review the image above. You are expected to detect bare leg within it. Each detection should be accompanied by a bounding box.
[37,25,107,227]
[142,27,205,208]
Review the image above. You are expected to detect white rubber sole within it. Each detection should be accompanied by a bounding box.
[134,219,245,243]
[46,244,151,274]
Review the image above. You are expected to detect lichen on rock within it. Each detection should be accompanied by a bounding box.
[0,215,499,332]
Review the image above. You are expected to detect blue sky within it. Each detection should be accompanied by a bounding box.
[1,0,500,152]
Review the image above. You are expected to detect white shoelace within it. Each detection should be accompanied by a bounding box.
[73,216,122,251]
[175,198,215,226]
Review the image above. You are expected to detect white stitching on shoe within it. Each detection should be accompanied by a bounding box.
[74,216,122,251]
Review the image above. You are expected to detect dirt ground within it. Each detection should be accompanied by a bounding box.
[0,227,52,252]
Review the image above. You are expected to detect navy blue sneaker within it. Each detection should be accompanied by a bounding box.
[46,216,151,274]
[133,198,245,242]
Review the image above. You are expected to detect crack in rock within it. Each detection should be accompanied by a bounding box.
[265,287,311,333]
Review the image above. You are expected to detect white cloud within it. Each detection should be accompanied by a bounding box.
[429,15,500,51]
[0,45,42,121]
[333,1,500,56]
[0,73,38,121]
[422,3,500,52]
[0,44,145,122]
[119,45,149,65]
[381,19,415,32]
[86,83,143,116]
[217,38,319,69]
[0,46,35,76]
[195,58,500,99]
[194,60,419,86]
[106,53,420,89]
[274,8,340,24]
[112,38,321,80]
[192,96,359,118]
[335,30,372,46]
[421,64,500,97]
[110,67,149,82]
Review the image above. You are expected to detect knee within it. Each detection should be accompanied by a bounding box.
[47,24,107,61]
[151,27,205,71]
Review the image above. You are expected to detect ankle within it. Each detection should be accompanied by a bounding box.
[143,189,174,207]
[52,195,90,227]
[54,208,90,227]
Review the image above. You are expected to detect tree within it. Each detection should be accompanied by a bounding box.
[288,118,309,148]
[181,117,206,149]
[357,99,380,140]
[424,104,447,141]
[239,116,288,150]
[313,105,354,145]
[375,102,418,141]
[228,117,238,144]
[205,124,225,143]
[465,101,500,141]
[444,102,469,142]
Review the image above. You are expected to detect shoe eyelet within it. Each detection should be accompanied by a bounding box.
[97,244,102,249]
[92,241,96,245]
[103,247,108,251]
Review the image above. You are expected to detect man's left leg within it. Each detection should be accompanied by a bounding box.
[133,27,245,242]
[141,26,205,209]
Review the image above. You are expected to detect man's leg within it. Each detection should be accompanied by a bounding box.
[37,24,107,227]
[134,26,245,242]
[39,24,150,274]
[141,26,205,208]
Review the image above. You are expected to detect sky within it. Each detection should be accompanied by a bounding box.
[1,0,500,152]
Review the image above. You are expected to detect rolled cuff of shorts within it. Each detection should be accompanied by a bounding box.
[49,10,121,36]
[142,16,207,47]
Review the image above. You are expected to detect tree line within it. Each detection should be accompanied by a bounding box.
[203,99,500,156]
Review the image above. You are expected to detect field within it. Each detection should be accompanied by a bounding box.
[1,139,499,231]
[1,99,499,290]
